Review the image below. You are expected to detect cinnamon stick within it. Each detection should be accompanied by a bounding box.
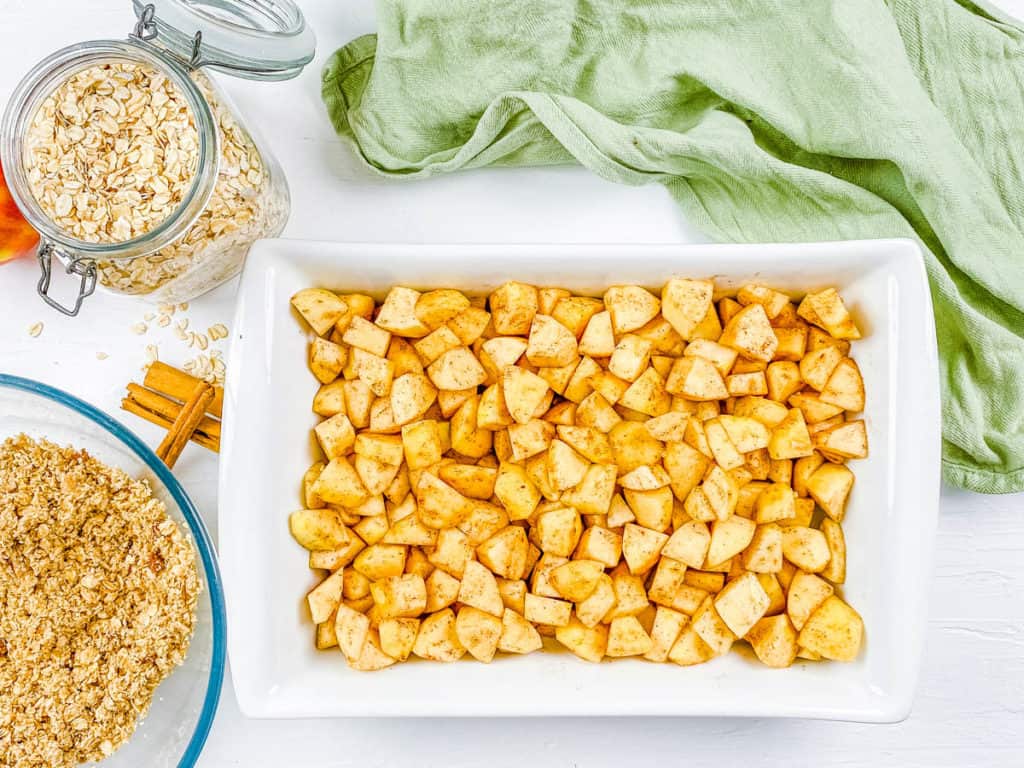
[144,361,224,418]
[125,383,221,440]
[121,398,220,452]
[156,382,215,469]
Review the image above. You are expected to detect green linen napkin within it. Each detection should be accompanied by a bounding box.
[322,0,1024,493]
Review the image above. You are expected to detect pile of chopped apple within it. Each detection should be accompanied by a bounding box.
[288,277,866,670]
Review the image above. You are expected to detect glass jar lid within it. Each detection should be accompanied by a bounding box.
[131,0,315,80]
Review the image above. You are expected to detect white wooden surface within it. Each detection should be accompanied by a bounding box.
[1,1,1022,766]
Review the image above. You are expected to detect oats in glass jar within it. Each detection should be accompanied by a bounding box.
[24,61,199,244]
[95,72,287,300]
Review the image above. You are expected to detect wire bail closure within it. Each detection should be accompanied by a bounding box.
[131,3,205,70]
[36,243,98,317]
[132,3,159,41]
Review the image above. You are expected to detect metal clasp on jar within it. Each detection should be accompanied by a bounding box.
[36,243,97,317]
[131,2,288,77]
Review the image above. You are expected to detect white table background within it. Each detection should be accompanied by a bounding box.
[2,1,1023,766]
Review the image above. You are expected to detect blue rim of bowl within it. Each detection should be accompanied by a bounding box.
[0,373,226,767]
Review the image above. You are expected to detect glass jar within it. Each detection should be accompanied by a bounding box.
[0,0,314,315]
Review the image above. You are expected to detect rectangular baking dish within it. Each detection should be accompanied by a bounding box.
[220,238,939,722]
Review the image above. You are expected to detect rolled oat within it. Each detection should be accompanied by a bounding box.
[183,349,226,386]
[207,323,228,341]
[95,73,287,300]
[24,62,199,244]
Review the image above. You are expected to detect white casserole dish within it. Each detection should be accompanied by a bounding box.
[220,238,939,722]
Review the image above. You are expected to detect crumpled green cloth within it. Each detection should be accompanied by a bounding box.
[322,0,1024,493]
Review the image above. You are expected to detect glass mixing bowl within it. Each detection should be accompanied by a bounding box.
[0,373,226,767]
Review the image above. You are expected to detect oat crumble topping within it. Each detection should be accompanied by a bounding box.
[0,435,199,768]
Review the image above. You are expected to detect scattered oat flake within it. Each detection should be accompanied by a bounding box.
[157,314,172,327]
[208,323,228,340]
[178,302,189,311]
[144,312,155,321]
[130,322,148,335]
[183,351,224,385]
[96,352,109,360]
[27,322,43,338]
